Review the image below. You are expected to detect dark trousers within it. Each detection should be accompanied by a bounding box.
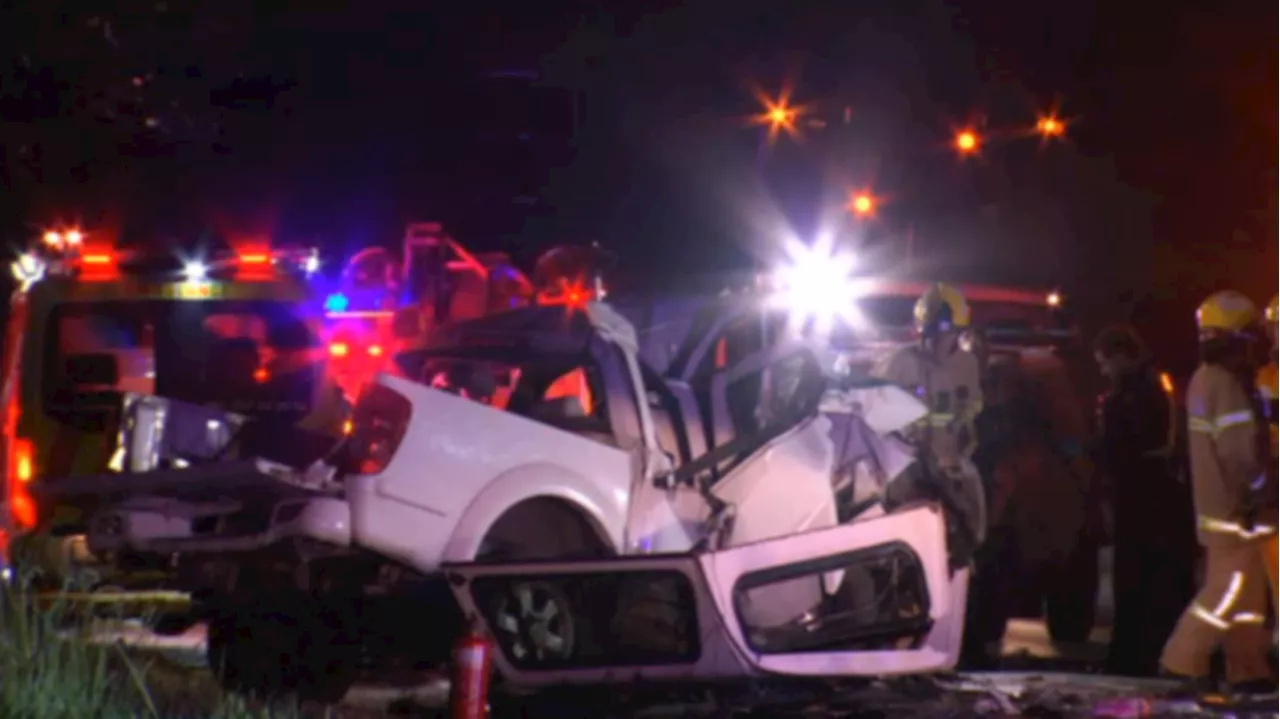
[1107,494,1196,676]
[960,525,1021,667]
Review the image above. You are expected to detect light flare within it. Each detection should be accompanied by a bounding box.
[769,233,869,335]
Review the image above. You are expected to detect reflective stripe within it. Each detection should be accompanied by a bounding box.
[1199,515,1278,540]
[1188,409,1256,438]
[1210,571,1244,617]
[1215,410,1255,431]
[1188,570,1247,631]
[1233,612,1267,624]
[1191,603,1232,630]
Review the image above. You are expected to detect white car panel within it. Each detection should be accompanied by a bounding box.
[347,375,634,571]
[700,503,957,677]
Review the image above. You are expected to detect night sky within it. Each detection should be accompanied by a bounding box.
[1,0,1275,370]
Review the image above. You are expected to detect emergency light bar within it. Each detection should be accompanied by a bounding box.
[12,228,321,288]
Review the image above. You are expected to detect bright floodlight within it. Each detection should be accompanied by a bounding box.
[11,253,46,290]
[770,234,867,335]
[183,260,208,282]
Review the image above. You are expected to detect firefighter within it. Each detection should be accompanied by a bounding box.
[1160,290,1276,694]
[1093,324,1195,676]
[1258,294,1279,609]
[870,283,990,663]
[872,282,984,472]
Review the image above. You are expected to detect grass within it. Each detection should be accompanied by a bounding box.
[0,573,337,719]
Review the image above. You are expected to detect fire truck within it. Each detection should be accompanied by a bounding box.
[0,228,343,587]
[318,222,611,399]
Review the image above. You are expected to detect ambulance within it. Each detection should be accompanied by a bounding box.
[0,227,343,587]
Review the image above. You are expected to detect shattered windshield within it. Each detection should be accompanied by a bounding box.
[44,299,321,422]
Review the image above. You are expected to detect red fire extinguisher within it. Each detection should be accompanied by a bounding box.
[450,615,495,719]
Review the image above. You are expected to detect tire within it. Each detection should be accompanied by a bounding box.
[491,580,578,663]
[475,499,607,666]
[207,598,359,704]
[1044,533,1099,643]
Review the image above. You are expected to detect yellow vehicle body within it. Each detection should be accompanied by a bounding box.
[1,256,344,592]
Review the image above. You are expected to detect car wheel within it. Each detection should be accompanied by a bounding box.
[492,580,577,663]
[475,499,607,666]
[1044,534,1099,643]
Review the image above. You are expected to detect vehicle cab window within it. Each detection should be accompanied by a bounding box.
[413,351,614,443]
[690,312,786,443]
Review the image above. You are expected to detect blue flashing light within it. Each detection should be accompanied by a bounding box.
[324,292,350,313]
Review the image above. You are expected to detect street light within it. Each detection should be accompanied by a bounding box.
[849,191,876,218]
[753,89,805,143]
[767,104,796,129]
[954,129,980,155]
[1036,114,1065,139]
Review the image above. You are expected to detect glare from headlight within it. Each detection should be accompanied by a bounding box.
[183,260,208,282]
[769,233,868,335]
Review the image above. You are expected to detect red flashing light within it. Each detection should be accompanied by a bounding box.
[9,437,37,529]
[78,250,120,280]
[330,342,350,358]
[253,367,270,383]
[238,253,271,265]
[539,278,594,310]
[368,345,384,358]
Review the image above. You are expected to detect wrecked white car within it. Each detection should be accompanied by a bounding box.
[43,300,978,699]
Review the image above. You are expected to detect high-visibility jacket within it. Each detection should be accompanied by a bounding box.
[1257,360,1278,457]
[1185,363,1272,547]
[872,342,983,468]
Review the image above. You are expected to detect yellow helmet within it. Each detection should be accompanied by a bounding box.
[914,282,971,334]
[1266,294,1279,325]
[1196,290,1258,333]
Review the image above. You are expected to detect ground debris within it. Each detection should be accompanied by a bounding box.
[476,676,1022,719]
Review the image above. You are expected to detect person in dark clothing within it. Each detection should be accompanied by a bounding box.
[962,352,1090,668]
[1093,324,1197,677]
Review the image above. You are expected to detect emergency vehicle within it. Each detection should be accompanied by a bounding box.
[0,227,342,585]
[318,222,609,399]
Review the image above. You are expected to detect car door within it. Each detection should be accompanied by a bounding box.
[441,501,961,684]
[699,502,962,676]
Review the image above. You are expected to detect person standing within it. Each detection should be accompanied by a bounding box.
[1257,294,1278,609]
[1160,291,1276,694]
[872,282,989,664]
[1093,324,1195,676]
